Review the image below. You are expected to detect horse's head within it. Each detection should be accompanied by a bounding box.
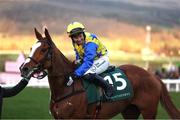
[20,28,53,79]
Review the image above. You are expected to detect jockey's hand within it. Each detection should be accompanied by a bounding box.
[74,59,81,64]
[67,73,79,86]
[73,59,82,69]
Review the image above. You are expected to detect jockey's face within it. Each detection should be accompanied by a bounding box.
[72,33,84,45]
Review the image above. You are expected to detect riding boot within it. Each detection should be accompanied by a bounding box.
[93,74,115,97]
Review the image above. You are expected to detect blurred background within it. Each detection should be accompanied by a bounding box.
[0,0,180,119]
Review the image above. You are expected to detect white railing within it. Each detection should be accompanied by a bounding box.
[0,76,49,88]
[162,79,180,92]
[1,74,180,92]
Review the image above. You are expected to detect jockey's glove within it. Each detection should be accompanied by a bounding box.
[70,73,80,79]
[74,59,82,65]
[67,73,79,86]
[73,59,82,69]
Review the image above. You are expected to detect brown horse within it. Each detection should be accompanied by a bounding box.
[20,28,180,119]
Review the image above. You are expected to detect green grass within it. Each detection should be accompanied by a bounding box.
[2,87,52,119]
[1,87,180,119]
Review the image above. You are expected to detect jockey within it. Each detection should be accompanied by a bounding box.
[67,22,114,97]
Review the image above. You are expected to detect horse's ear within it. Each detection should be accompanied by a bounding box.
[44,28,52,41]
[34,28,43,40]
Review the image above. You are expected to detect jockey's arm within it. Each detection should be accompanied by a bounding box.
[74,42,98,76]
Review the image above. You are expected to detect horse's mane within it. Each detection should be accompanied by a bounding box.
[49,40,74,75]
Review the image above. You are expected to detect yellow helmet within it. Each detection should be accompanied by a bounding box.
[67,22,85,37]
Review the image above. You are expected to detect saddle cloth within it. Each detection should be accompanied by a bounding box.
[82,66,134,104]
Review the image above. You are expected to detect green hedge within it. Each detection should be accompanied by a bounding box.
[0,54,18,72]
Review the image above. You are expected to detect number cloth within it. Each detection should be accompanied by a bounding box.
[83,67,134,104]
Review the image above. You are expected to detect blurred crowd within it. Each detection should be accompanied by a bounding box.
[154,64,180,79]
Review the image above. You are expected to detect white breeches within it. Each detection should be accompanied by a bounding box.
[84,55,110,75]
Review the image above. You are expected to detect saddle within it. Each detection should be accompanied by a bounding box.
[82,66,134,104]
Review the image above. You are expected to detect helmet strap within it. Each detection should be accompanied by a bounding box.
[83,32,86,40]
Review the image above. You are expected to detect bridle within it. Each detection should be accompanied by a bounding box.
[20,39,101,118]
[20,40,52,79]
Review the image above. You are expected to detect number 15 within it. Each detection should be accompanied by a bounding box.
[103,73,127,90]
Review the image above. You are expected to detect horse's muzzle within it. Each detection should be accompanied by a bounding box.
[19,63,32,78]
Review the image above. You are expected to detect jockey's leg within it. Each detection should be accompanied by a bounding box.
[83,73,115,97]
[93,74,115,97]
[83,55,115,97]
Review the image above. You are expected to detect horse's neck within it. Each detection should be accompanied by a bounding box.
[48,47,74,99]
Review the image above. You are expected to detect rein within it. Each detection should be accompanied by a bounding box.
[52,80,85,103]
[53,89,85,103]
[51,79,101,119]
[51,80,86,118]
